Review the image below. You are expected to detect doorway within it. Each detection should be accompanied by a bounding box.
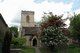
[33,38,37,46]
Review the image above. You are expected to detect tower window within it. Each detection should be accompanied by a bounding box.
[26,15,30,23]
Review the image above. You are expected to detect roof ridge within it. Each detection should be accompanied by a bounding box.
[0,13,8,27]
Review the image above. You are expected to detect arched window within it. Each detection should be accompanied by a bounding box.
[26,15,30,23]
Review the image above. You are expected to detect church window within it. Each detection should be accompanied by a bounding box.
[26,15,30,23]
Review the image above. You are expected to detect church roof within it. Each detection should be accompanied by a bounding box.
[22,27,40,35]
[0,13,8,27]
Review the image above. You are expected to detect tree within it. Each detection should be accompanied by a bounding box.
[2,30,12,53]
[10,26,18,37]
[40,13,68,51]
[69,14,80,43]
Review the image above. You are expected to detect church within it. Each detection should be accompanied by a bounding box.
[20,11,41,47]
[0,13,8,43]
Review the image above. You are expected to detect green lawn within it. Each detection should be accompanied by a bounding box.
[21,47,35,53]
[40,47,51,53]
[39,48,46,53]
[40,46,80,53]
[57,47,80,53]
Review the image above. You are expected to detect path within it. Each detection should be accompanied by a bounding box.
[35,47,41,53]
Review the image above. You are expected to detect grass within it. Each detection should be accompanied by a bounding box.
[39,47,51,53]
[21,47,35,53]
[57,46,80,53]
[39,48,46,53]
[40,46,80,53]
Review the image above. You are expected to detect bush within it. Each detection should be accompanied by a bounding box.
[11,37,26,48]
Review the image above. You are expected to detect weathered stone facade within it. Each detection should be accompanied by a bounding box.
[20,11,40,47]
[0,13,8,43]
[21,11,35,27]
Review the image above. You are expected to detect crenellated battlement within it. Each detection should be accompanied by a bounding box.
[21,10,34,15]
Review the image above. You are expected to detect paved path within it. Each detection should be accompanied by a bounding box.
[35,47,41,53]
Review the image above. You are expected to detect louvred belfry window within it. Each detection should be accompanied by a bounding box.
[26,15,30,23]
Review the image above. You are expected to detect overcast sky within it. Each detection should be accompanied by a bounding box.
[0,0,80,27]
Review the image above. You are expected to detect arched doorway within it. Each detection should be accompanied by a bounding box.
[33,38,37,46]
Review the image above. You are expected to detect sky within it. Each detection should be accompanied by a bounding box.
[0,0,80,27]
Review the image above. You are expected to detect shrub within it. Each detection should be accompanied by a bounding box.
[11,37,26,48]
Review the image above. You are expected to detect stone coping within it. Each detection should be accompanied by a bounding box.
[10,48,22,53]
[10,48,22,50]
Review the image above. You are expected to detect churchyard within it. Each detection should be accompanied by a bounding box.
[1,11,80,53]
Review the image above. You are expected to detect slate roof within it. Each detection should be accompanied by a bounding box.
[22,27,40,35]
[0,13,8,27]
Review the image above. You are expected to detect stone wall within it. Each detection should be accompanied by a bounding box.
[0,14,8,43]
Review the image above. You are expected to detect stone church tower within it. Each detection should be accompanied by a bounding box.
[20,11,40,47]
[21,11,35,27]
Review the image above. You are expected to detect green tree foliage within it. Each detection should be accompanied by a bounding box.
[40,13,69,50]
[70,14,80,42]
[2,30,12,53]
[10,26,26,48]
[10,26,18,37]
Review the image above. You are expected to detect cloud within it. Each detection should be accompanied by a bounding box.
[34,0,74,4]
[0,0,73,27]
[75,8,80,14]
[34,0,45,3]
